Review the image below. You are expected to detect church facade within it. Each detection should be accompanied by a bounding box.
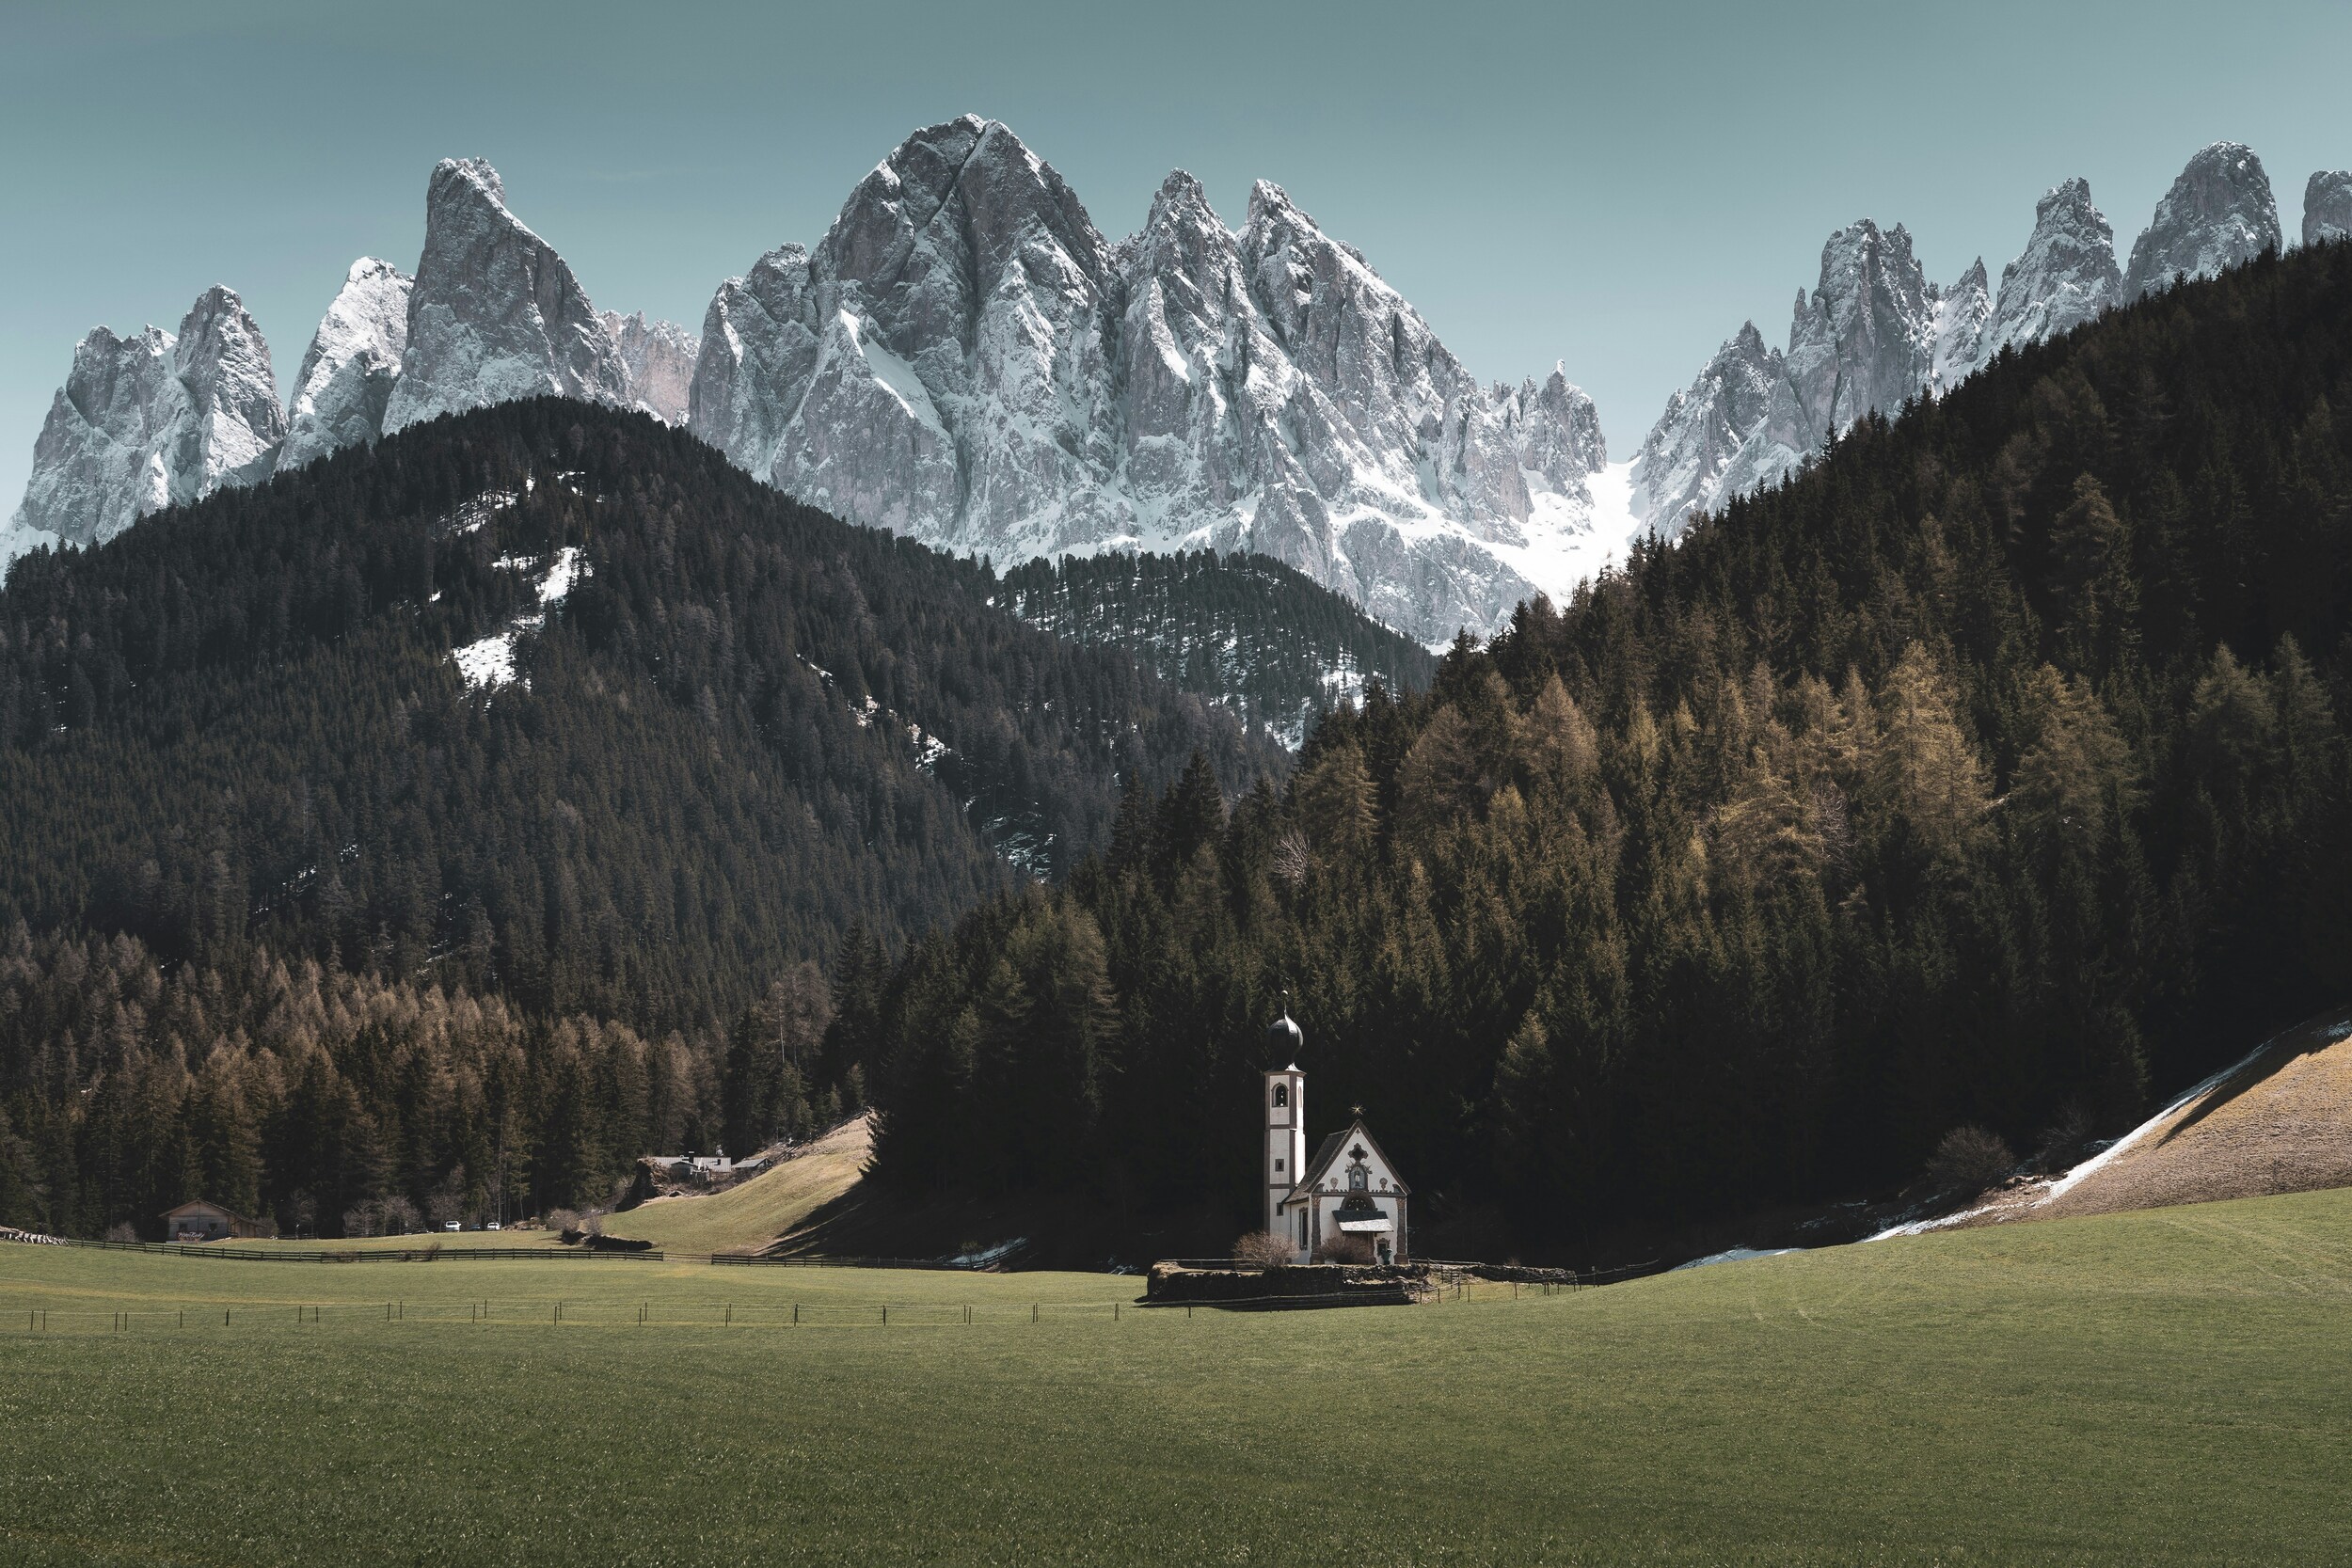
[1262,1011,1411,1264]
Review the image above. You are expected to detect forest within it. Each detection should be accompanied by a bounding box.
[0,401,1284,1030]
[860,239,2352,1257]
[0,401,1330,1236]
[999,549,1437,744]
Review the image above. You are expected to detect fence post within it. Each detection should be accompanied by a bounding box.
[1033,1303,1039,1323]
[793,1303,799,1326]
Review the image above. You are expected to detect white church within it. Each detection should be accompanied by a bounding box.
[1263,1008,1411,1265]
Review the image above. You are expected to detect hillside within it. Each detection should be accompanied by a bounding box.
[1905,1005,2352,1231]
[0,399,1280,1033]
[998,550,1438,745]
[605,1115,871,1255]
[860,240,2352,1258]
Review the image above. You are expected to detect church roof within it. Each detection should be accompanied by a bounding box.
[1279,1118,1411,1206]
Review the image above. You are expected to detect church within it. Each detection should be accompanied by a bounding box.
[1262,1008,1411,1265]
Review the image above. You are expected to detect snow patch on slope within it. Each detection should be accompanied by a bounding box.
[450,546,592,692]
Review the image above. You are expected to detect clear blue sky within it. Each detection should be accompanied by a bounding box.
[4,0,2348,509]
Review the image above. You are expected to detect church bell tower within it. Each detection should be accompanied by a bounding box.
[1264,1004,1307,1253]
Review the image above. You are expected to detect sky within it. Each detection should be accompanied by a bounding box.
[3,0,2349,511]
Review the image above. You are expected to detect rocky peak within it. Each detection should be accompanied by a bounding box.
[2305,170,2352,246]
[1785,219,1935,440]
[2123,142,2280,299]
[1635,171,2137,534]
[172,285,285,497]
[8,287,285,563]
[1929,258,1991,394]
[600,311,700,424]
[1981,178,2121,361]
[1629,321,1787,533]
[279,258,412,472]
[1506,365,1609,489]
[688,121,1613,641]
[382,156,628,435]
[687,244,821,483]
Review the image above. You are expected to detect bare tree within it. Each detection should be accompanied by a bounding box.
[1926,1125,2018,1198]
[1232,1229,1294,1268]
[1312,1235,1375,1265]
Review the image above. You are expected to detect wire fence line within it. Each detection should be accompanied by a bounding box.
[6,1275,1602,1337]
[10,1299,1156,1332]
[3,1233,1662,1296]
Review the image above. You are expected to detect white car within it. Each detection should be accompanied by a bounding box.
[443,1221,460,1232]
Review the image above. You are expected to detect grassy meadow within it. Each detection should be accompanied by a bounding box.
[5,1188,2352,1565]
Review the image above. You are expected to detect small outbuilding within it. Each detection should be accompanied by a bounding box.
[159,1200,263,1243]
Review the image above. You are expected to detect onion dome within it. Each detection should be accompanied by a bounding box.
[1268,1007,1304,1063]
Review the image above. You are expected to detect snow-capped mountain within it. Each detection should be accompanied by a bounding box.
[2122,143,2280,299]
[278,258,411,472]
[383,158,630,434]
[12,132,2340,614]
[7,161,694,572]
[1624,324,1787,542]
[6,286,283,559]
[689,118,1613,643]
[1979,178,2122,362]
[1631,220,1975,532]
[2306,171,2352,246]
[1630,146,2280,534]
[601,311,699,424]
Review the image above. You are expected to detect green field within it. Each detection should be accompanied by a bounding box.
[6,1190,2352,1566]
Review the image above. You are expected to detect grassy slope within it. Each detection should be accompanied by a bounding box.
[603,1117,872,1255]
[4,1189,2351,1565]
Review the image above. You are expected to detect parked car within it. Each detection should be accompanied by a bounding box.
[485,1222,501,1231]
[442,1221,460,1232]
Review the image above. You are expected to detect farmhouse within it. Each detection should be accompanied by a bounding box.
[159,1200,263,1242]
[1262,1010,1411,1264]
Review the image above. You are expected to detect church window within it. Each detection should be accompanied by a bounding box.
[1274,1158,1284,1172]
[1272,1083,1288,1108]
